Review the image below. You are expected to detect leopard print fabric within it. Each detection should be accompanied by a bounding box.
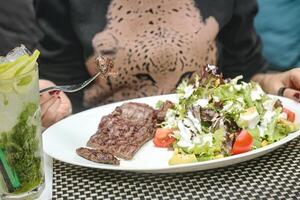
[84,0,219,107]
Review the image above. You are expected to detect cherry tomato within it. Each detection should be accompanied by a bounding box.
[231,130,253,155]
[153,128,175,148]
[283,108,295,122]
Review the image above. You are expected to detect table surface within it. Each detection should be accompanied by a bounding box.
[52,138,300,200]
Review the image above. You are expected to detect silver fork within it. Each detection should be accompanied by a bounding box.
[39,71,102,94]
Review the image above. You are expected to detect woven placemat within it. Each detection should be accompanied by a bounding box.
[52,138,300,200]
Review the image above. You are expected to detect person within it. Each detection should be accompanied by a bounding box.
[0,0,71,128]
[255,0,300,71]
[34,0,300,122]
[39,80,72,128]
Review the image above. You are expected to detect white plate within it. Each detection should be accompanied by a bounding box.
[43,94,300,173]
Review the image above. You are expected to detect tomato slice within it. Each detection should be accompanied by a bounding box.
[153,128,175,148]
[283,108,295,122]
[231,130,253,155]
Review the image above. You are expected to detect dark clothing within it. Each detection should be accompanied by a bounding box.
[0,0,41,55]
[35,0,267,112]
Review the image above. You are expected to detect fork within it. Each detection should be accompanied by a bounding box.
[39,71,102,94]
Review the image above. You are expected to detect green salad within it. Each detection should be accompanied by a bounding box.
[155,65,299,165]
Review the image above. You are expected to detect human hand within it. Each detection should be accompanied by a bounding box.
[252,68,300,101]
[39,80,72,128]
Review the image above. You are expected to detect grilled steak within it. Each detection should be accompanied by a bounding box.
[76,147,120,165]
[87,102,157,160]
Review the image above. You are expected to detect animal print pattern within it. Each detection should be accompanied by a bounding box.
[84,0,219,107]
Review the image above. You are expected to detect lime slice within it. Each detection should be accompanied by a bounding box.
[0,55,28,76]
[0,49,40,93]
[0,50,40,80]
[0,55,30,79]
[13,72,36,94]
[14,50,40,76]
[0,62,15,74]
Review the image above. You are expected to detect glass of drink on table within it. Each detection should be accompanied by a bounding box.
[0,45,45,199]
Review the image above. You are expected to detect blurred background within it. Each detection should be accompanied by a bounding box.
[0,0,299,114]
[1,0,299,71]
[255,0,300,71]
[0,0,41,55]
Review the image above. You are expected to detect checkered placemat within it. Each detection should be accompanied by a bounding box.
[52,138,300,200]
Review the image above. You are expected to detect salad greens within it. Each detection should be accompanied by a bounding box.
[159,65,299,165]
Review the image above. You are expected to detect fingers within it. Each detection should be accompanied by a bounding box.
[255,69,300,102]
[282,88,300,102]
[40,91,61,127]
[54,96,72,122]
[42,96,62,128]
[40,91,60,114]
[39,80,73,128]
[40,92,50,105]
[59,91,72,112]
[252,73,282,95]
[289,69,300,89]
[54,108,70,124]
[40,90,59,105]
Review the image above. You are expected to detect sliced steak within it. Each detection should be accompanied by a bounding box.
[156,100,174,123]
[87,102,157,160]
[76,147,120,165]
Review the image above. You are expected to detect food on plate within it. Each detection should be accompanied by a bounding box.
[282,108,295,122]
[231,130,253,155]
[77,102,168,164]
[87,102,157,159]
[76,147,120,165]
[77,64,299,167]
[156,100,174,123]
[153,128,176,148]
[156,65,299,165]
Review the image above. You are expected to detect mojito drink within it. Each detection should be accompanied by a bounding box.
[0,46,44,199]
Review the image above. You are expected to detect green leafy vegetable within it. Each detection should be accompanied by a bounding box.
[0,103,43,194]
[161,65,299,165]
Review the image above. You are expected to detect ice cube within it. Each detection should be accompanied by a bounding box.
[4,45,31,62]
[0,56,6,64]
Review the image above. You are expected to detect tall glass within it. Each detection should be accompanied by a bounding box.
[0,48,44,199]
